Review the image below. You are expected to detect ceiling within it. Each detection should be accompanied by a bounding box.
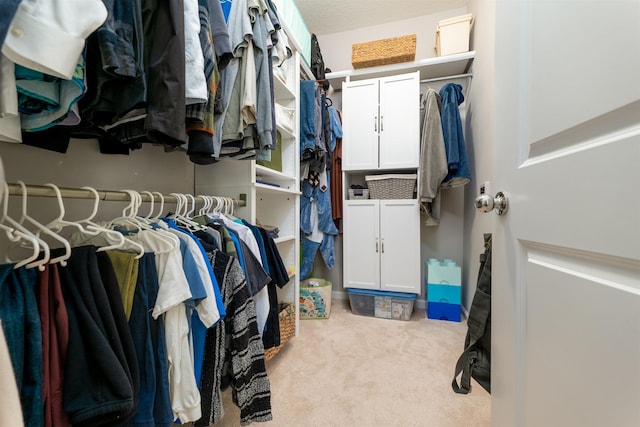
[292,0,469,35]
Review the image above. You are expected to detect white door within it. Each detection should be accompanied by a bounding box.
[378,72,420,170]
[379,199,420,294]
[342,79,379,170]
[343,200,379,290]
[492,2,640,426]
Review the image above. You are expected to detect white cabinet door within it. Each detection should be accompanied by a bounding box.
[344,199,420,294]
[379,73,420,170]
[379,200,420,294]
[343,200,379,290]
[342,71,419,171]
[342,78,379,170]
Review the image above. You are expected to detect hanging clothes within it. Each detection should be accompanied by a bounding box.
[0,264,43,427]
[0,183,286,426]
[53,246,139,426]
[329,107,343,228]
[36,264,71,427]
[186,0,220,165]
[419,88,448,225]
[439,83,471,188]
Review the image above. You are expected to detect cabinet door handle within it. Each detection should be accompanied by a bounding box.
[381,239,384,253]
[380,115,384,131]
[374,116,377,132]
[375,239,379,253]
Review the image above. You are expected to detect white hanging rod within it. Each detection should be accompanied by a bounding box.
[6,183,246,206]
[420,73,473,84]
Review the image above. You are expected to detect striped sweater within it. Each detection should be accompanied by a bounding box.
[197,250,272,426]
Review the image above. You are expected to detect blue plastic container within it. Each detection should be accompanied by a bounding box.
[427,283,461,304]
[427,301,461,322]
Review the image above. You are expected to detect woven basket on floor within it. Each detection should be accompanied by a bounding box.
[264,302,296,361]
[352,34,416,69]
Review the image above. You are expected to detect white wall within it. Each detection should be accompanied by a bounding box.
[462,0,496,309]
[315,7,479,309]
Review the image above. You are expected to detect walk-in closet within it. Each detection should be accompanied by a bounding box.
[3,0,639,426]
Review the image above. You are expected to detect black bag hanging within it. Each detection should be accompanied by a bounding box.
[310,33,325,80]
[310,33,330,90]
[452,234,492,394]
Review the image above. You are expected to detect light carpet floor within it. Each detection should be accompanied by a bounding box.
[215,298,490,427]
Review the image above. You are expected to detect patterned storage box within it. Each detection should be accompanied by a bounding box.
[299,278,332,319]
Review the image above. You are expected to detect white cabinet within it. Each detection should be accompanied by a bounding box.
[342,71,420,171]
[343,199,421,294]
[195,50,301,335]
[342,70,421,295]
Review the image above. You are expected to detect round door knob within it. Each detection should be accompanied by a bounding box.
[474,191,509,216]
[474,194,494,213]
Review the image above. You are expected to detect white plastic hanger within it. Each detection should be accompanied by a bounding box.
[130,190,178,253]
[0,223,40,269]
[105,189,152,231]
[0,182,41,269]
[79,186,146,257]
[223,196,238,219]
[139,191,157,220]
[17,181,71,267]
[169,193,204,231]
[197,195,211,216]
[152,191,165,219]
[44,183,90,234]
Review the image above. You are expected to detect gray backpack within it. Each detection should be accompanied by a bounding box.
[452,234,492,394]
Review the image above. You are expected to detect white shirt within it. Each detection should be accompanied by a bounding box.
[183,0,208,105]
[167,228,220,328]
[2,0,107,80]
[132,229,202,422]
[132,229,192,317]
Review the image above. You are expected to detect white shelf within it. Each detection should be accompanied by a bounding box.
[326,51,475,90]
[255,182,300,195]
[276,122,295,139]
[274,74,296,101]
[255,164,296,181]
[274,235,296,244]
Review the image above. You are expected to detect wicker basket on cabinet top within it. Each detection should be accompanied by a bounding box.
[352,34,416,69]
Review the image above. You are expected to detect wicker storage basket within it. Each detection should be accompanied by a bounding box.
[365,174,417,199]
[263,302,295,361]
[352,34,416,69]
